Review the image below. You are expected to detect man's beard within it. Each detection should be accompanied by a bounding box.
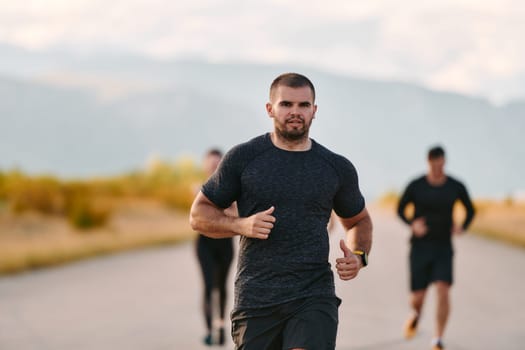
[275,116,311,141]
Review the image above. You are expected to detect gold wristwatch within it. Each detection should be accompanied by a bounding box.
[353,250,368,267]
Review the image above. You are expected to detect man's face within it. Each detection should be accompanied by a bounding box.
[266,85,317,141]
[428,156,445,175]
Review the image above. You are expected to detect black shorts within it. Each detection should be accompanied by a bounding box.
[231,296,341,350]
[409,242,454,291]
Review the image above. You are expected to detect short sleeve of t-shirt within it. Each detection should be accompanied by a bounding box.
[201,146,244,209]
[332,156,365,218]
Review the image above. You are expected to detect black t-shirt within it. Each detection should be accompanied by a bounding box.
[202,133,365,311]
[397,175,475,244]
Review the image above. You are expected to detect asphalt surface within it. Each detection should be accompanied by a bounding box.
[0,207,524,349]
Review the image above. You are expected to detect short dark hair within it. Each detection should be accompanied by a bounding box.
[270,73,316,101]
[206,148,223,158]
[428,145,445,160]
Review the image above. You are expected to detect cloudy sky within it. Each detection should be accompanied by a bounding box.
[0,0,523,103]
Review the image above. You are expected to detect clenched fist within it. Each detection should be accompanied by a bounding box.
[240,206,276,239]
[336,239,362,281]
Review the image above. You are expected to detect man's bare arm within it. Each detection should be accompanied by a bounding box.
[335,207,373,280]
[339,207,373,254]
[189,191,275,239]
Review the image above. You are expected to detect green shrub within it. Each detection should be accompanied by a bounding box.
[67,197,110,230]
[62,182,113,230]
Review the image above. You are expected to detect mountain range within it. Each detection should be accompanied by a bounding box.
[1,44,523,199]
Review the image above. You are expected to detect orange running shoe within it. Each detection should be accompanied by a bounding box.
[403,314,419,339]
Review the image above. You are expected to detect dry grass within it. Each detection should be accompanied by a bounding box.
[0,160,203,275]
[0,199,195,275]
[466,200,525,248]
[0,161,203,230]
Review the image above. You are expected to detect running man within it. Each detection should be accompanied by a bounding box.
[195,149,235,346]
[397,146,475,350]
[190,73,373,350]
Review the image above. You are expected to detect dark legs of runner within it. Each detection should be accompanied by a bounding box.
[216,243,233,345]
[197,238,233,346]
[200,256,232,332]
[197,246,215,344]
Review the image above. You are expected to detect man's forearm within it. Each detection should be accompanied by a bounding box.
[347,213,373,254]
[462,202,476,231]
[190,201,242,238]
[397,202,412,226]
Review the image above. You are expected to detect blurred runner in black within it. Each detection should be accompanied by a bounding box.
[190,73,373,350]
[397,146,475,350]
[195,149,235,346]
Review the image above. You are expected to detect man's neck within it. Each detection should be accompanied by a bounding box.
[270,132,312,151]
[426,172,446,185]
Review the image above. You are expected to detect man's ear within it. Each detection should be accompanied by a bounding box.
[266,102,273,117]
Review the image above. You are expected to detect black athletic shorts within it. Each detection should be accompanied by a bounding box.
[231,296,341,350]
[409,241,454,291]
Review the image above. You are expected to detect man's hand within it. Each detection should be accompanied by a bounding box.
[411,217,428,237]
[240,206,276,239]
[336,239,362,281]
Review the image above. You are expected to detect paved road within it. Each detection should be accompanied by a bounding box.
[0,208,524,349]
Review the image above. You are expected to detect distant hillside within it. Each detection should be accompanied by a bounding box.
[0,45,524,198]
[0,76,263,177]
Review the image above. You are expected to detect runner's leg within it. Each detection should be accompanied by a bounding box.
[435,281,450,339]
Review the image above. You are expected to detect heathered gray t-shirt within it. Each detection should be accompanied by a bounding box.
[202,133,365,312]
